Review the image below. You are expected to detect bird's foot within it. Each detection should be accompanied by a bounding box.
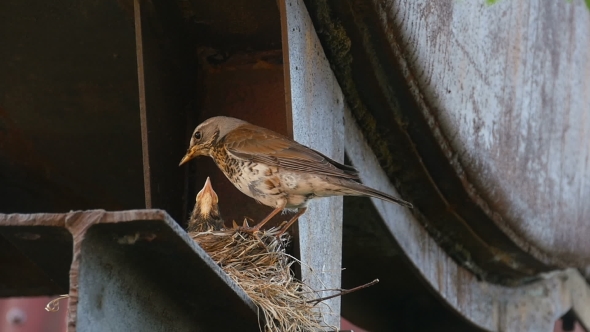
[275,207,307,237]
[275,221,291,238]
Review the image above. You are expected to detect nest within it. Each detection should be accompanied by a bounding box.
[189,226,330,332]
[46,222,365,331]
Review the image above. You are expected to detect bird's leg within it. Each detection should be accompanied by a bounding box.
[239,205,284,233]
[276,207,307,237]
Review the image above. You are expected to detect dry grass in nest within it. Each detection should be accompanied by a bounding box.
[190,226,331,332]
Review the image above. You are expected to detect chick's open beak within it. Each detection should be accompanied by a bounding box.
[199,177,218,202]
[179,147,198,166]
[195,177,218,217]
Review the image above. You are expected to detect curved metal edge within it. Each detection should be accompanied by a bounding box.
[364,0,570,274]
[344,108,590,332]
[303,0,560,284]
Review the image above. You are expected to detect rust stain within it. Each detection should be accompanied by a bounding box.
[0,106,116,210]
[0,106,45,168]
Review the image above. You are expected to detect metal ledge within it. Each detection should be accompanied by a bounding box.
[0,210,259,332]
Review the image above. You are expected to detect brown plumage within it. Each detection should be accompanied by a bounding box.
[187,177,224,232]
[180,116,412,234]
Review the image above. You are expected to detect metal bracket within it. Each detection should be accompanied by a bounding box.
[280,0,346,327]
[0,210,259,332]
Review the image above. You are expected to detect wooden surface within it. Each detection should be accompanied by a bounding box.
[280,0,345,327]
[379,0,590,268]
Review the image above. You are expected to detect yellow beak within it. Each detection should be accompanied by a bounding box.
[201,177,215,197]
[179,148,198,166]
[198,177,218,203]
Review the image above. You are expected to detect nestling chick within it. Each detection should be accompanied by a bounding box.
[187,177,225,232]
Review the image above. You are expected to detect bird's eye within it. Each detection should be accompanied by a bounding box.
[194,131,202,140]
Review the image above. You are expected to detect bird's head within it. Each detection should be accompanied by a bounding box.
[187,177,223,232]
[194,176,220,219]
[179,116,247,166]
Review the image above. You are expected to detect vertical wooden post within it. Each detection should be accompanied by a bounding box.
[280,0,345,327]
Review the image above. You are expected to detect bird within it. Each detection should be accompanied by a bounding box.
[179,116,412,235]
[187,177,225,232]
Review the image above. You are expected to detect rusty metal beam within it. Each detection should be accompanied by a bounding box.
[0,0,144,214]
[134,0,199,223]
[0,227,71,296]
[134,0,152,209]
[0,210,259,332]
[191,49,288,228]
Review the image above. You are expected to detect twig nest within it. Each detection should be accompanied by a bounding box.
[189,226,330,332]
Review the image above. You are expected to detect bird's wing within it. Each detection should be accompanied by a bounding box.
[224,125,360,180]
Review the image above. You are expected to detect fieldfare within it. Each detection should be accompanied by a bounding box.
[180,116,412,235]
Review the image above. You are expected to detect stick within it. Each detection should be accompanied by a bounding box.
[45,294,70,312]
[307,279,379,305]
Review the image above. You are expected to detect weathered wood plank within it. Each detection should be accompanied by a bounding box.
[280,0,345,327]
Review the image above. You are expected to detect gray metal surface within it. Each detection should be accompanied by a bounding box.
[344,107,590,332]
[376,0,590,271]
[0,210,259,332]
[303,0,590,286]
[280,0,345,327]
[341,195,484,331]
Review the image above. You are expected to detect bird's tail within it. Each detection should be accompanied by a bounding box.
[346,182,413,208]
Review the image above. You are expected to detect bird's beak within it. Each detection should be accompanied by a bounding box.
[201,177,217,201]
[196,176,218,209]
[179,147,199,166]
